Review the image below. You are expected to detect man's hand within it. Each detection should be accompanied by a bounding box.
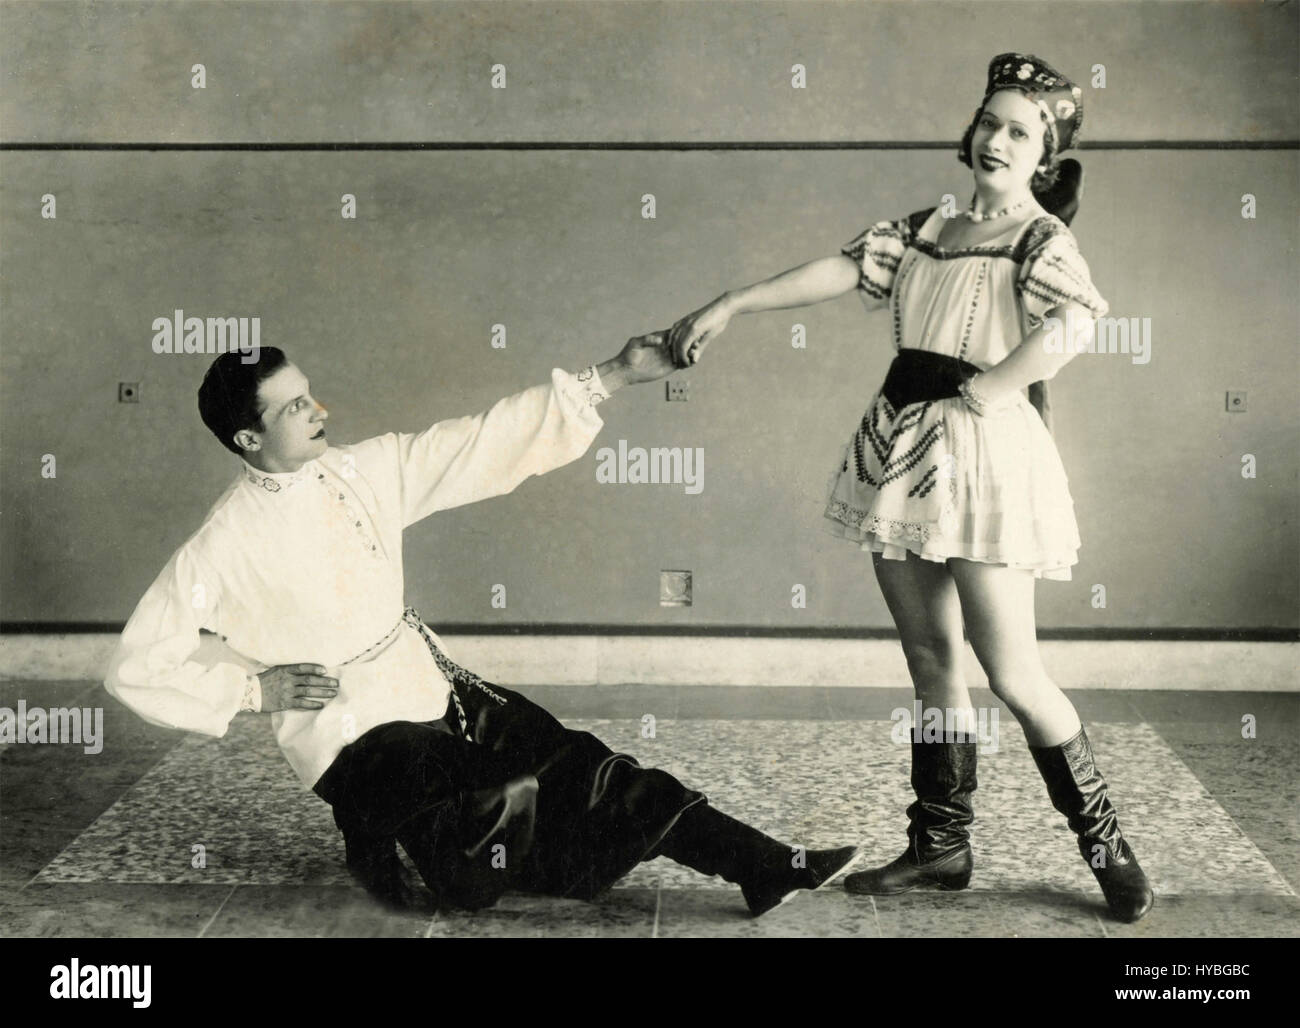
[257,664,339,712]
[597,331,677,390]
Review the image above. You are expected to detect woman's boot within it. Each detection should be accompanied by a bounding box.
[1028,726,1154,923]
[844,735,977,894]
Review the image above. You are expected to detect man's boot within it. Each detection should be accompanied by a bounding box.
[844,736,977,895]
[650,802,859,917]
[395,774,540,912]
[339,824,434,912]
[1028,726,1154,923]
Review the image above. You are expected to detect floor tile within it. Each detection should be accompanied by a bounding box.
[203,885,432,938]
[0,824,81,889]
[0,679,101,709]
[0,883,230,938]
[1100,893,1300,939]
[872,888,1112,938]
[423,887,659,938]
[868,890,1027,938]
[1136,691,1300,742]
[516,683,681,720]
[6,681,1295,938]
[655,887,880,938]
[674,686,835,719]
[1162,740,1300,893]
[31,719,1292,904]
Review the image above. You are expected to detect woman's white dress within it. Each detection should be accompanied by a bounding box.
[824,205,1110,580]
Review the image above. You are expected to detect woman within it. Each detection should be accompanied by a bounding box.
[666,53,1153,923]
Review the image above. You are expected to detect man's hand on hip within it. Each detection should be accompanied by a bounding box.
[257,664,339,712]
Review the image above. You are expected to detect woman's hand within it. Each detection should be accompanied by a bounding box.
[668,296,734,368]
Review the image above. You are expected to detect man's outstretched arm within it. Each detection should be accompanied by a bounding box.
[382,331,677,527]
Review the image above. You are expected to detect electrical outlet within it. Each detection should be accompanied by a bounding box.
[1226,391,1247,413]
[666,379,689,402]
[659,570,692,607]
[119,382,140,403]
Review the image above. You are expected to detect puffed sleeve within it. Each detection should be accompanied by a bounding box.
[841,215,914,312]
[104,545,253,738]
[1016,227,1110,325]
[364,366,609,528]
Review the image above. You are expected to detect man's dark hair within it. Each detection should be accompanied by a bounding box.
[197,348,290,455]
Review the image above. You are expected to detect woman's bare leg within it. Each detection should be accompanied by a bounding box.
[946,557,1154,921]
[872,549,973,724]
[945,558,1080,746]
[845,549,979,895]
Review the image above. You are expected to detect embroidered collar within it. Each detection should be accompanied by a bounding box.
[914,206,1045,259]
[241,458,318,493]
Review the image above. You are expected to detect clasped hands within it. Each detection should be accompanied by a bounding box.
[603,295,734,388]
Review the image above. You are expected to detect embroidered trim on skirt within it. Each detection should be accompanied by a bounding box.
[823,390,1081,581]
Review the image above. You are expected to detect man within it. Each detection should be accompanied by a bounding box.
[105,335,858,917]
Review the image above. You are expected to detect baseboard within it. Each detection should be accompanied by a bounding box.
[1,633,1296,691]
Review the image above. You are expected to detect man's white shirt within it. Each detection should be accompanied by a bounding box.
[105,367,610,788]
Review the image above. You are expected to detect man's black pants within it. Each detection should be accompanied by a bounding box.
[313,675,708,909]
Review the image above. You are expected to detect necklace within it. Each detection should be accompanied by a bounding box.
[963,194,1033,222]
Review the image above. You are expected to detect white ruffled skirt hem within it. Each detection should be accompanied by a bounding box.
[822,515,1078,581]
[823,394,1081,581]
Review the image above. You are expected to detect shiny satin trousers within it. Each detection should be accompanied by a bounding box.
[313,678,706,909]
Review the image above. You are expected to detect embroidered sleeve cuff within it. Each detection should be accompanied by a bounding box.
[240,673,262,713]
[573,365,612,408]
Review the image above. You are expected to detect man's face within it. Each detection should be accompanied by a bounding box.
[237,363,328,471]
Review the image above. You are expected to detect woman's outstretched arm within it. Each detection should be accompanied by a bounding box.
[668,254,861,366]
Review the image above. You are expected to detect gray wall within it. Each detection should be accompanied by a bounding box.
[1,1,1297,630]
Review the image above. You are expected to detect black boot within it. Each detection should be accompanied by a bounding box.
[340,826,435,913]
[844,736,977,895]
[650,803,859,917]
[1028,726,1154,923]
[395,774,539,912]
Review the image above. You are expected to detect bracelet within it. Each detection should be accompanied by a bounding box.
[958,374,992,417]
[240,673,262,713]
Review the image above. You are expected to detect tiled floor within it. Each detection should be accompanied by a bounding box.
[1,679,1297,937]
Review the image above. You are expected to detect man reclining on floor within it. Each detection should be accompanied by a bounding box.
[104,335,859,916]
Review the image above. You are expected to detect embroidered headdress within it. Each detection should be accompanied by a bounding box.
[980,52,1085,153]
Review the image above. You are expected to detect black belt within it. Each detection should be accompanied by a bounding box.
[880,348,983,410]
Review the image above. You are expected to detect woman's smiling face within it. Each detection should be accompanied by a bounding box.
[971,88,1049,191]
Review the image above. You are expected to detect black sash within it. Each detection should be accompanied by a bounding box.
[880,348,983,410]
[879,349,1053,435]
